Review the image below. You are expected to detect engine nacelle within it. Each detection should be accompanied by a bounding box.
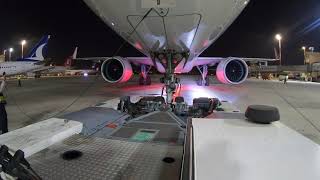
[216,58,248,85]
[101,57,133,83]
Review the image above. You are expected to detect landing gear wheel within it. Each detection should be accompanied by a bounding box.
[197,78,202,86]
[175,96,184,103]
[154,96,165,104]
[197,77,209,86]
[139,75,151,85]
[146,76,151,85]
[205,77,210,86]
[139,75,144,85]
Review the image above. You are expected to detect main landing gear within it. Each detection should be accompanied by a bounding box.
[197,65,210,86]
[138,64,152,85]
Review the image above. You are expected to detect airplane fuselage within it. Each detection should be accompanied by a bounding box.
[84,0,251,102]
[84,0,249,60]
[0,61,43,76]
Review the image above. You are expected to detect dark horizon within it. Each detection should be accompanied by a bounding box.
[1,0,320,65]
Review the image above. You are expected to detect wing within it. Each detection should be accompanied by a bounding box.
[238,57,279,63]
[126,57,154,66]
[73,57,109,63]
[193,57,225,66]
[194,57,278,66]
[174,57,278,73]
[32,66,54,73]
[74,57,154,66]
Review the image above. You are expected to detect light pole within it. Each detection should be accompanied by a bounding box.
[9,48,13,61]
[2,50,6,62]
[21,40,26,58]
[275,34,282,66]
[302,46,306,65]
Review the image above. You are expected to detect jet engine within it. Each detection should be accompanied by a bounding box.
[216,58,248,85]
[101,57,133,83]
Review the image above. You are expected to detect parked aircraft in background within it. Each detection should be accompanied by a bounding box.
[42,47,78,76]
[0,54,4,63]
[65,47,99,76]
[0,35,51,77]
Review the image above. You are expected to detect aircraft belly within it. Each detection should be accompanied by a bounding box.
[84,0,249,55]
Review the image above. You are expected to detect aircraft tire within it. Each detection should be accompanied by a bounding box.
[205,77,210,86]
[146,76,151,85]
[175,96,185,103]
[138,75,144,85]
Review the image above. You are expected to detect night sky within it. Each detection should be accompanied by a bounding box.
[1,0,320,65]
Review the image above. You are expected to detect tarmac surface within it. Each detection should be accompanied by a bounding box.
[3,75,320,144]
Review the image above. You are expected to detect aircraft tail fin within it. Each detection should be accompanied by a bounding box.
[72,47,78,59]
[23,35,51,61]
[64,47,77,67]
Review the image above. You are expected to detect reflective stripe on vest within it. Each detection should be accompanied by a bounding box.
[0,95,5,102]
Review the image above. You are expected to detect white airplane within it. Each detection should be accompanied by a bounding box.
[43,47,78,76]
[82,0,277,102]
[0,35,51,77]
[0,54,4,63]
[64,47,99,76]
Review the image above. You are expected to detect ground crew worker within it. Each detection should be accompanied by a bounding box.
[0,76,8,134]
[284,75,287,84]
[18,75,22,87]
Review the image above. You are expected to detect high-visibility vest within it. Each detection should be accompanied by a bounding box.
[0,94,5,103]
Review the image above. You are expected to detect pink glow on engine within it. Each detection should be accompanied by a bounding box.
[119,68,133,83]
[216,68,229,84]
